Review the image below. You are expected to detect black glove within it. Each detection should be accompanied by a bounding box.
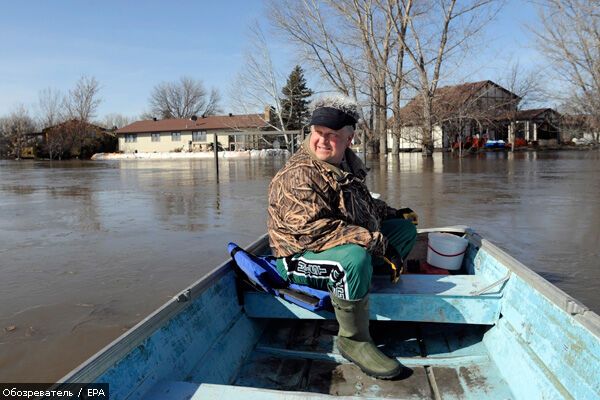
[382,245,404,284]
[397,207,418,225]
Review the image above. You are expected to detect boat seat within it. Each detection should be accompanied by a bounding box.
[145,381,361,399]
[243,274,504,325]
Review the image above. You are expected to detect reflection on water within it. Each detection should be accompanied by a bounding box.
[368,151,600,307]
[0,150,598,382]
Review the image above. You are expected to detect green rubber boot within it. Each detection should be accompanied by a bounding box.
[331,295,402,379]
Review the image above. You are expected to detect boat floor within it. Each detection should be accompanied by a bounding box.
[227,319,514,399]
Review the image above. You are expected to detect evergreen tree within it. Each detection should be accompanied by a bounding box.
[280,65,313,131]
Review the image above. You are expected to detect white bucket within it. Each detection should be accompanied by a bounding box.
[427,232,469,270]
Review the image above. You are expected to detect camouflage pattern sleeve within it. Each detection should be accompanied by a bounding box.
[268,166,387,257]
[372,198,398,220]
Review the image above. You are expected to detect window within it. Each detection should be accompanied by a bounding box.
[192,131,207,142]
[125,134,137,143]
[151,133,161,142]
[171,132,181,142]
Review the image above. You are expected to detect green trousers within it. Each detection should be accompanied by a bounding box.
[275,218,417,300]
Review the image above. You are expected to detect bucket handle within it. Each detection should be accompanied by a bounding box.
[428,243,467,258]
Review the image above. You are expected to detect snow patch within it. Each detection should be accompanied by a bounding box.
[91,149,290,161]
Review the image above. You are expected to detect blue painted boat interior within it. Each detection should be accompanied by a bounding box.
[57,229,600,400]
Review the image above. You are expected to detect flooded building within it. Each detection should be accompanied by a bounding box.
[499,108,561,147]
[24,119,115,159]
[116,113,271,153]
[389,80,561,150]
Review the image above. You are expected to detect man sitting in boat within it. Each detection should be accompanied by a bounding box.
[267,94,418,379]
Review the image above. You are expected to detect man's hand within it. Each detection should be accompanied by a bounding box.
[397,207,418,225]
[382,245,404,284]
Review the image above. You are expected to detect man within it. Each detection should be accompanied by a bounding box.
[267,94,417,379]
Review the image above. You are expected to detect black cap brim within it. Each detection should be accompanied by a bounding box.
[310,107,357,130]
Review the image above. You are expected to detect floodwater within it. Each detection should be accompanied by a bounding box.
[0,150,599,382]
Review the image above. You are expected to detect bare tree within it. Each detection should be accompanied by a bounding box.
[149,76,220,119]
[499,61,545,150]
[45,125,72,160]
[64,75,102,122]
[271,1,362,96]
[381,0,415,155]
[102,113,135,129]
[271,0,500,156]
[0,105,36,159]
[531,0,600,141]
[397,0,503,155]
[329,0,402,155]
[270,0,377,151]
[229,23,292,146]
[0,119,9,158]
[272,0,415,154]
[37,87,64,129]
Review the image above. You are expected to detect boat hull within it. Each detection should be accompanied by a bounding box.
[52,227,600,400]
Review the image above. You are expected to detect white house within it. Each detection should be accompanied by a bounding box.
[116,114,269,153]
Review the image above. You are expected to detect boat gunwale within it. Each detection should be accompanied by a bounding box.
[465,229,600,337]
[55,233,270,385]
[411,226,599,336]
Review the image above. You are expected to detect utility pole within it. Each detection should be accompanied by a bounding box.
[213,132,219,181]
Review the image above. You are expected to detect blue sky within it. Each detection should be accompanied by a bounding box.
[0,0,542,120]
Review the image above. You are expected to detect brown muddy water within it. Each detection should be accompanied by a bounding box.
[0,150,599,382]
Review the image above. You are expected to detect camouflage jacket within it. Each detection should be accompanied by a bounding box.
[267,140,397,258]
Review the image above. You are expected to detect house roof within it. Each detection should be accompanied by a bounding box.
[42,119,107,133]
[494,108,560,122]
[515,108,558,120]
[116,114,267,134]
[432,80,495,104]
[398,80,521,125]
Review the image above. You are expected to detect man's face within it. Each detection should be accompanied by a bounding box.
[309,125,354,165]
